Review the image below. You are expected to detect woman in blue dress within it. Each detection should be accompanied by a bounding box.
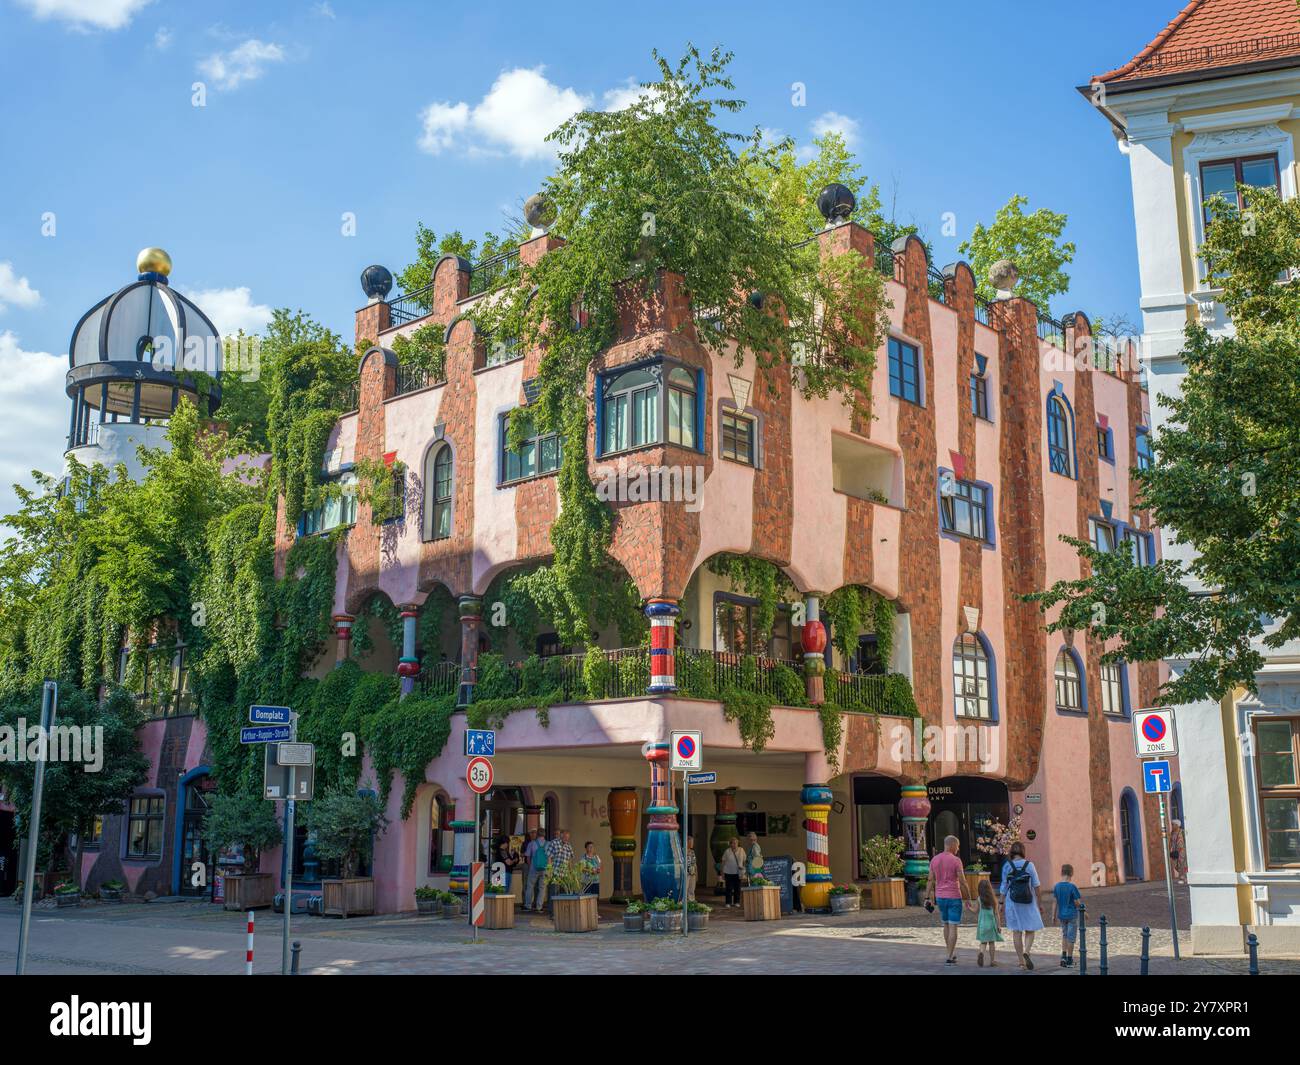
[998,841,1044,970]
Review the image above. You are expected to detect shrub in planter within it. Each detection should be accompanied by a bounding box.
[858,835,906,909]
[828,883,861,914]
[205,791,282,910]
[648,896,683,933]
[98,879,125,902]
[547,861,597,932]
[623,900,646,932]
[687,899,711,931]
[310,788,389,917]
[439,890,462,918]
[53,880,81,907]
[415,885,439,915]
[484,884,516,929]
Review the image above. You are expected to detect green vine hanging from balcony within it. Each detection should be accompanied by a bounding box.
[823,585,895,668]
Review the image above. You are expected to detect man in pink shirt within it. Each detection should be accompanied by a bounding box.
[925,835,975,965]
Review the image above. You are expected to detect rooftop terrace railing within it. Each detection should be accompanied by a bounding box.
[395,364,437,396]
[1037,310,1066,350]
[974,293,993,327]
[468,247,521,297]
[388,283,435,327]
[927,264,949,305]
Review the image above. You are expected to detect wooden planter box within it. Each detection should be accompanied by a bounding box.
[551,894,599,933]
[321,877,375,918]
[223,873,274,911]
[964,872,991,898]
[742,885,781,921]
[867,877,906,910]
[484,893,516,929]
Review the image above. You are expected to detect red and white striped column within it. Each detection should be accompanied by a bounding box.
[645,598,680,694]
[333,614,355,665]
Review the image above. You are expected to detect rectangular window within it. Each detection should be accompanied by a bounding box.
[969,373,990,420]
[501,415,562,484]
[300,473,358,535]
[720,411,755,465]
[888,337,921,405]
[1090,518,1117,554]
[1200,155,1280,279]
[713,598,791,659]
[1097,426,1113,461]
[1123,529,1156,567]
[85,815,103,847]
[1100,661,1126,717]
[1135,429,1152,471]
[939,474,990,542]
[1256,719,1300,868]
[126,796,165,859]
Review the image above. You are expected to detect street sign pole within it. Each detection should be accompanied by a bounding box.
[472,790,480,943]
[281,713,297,976]
[15,680,56,976]
[681,769,689,939]
[1159,791,1181,960]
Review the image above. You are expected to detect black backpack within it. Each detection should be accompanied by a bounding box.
[1007,860,1035,905]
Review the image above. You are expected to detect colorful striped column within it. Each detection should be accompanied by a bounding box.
[639,742,683,901]
[801,595,827,706]
[457,595,482,707]
[332,614,354,665]
[397,605,419,696]
[801,783,833,911]
[645,599,679,694]
[607,786,639,904]
[899,783,932,902]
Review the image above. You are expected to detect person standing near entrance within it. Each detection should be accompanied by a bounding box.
[999,841,1044,970]
[685,835,698,902]
[925,835,974,965]
[1169,820,1188,884]
[721,837,745,907]
[524,830,548,912]
[579,841,602,896]
[496,837,520,892]
[745,832,764,881]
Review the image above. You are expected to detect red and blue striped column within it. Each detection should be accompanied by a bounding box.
[646,598,679,694]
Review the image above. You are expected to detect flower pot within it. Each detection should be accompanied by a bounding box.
[623,913,645,932]
[963,872,991,898]
[441,899,461,919]
[551,894,598,933]
[868,877,906,910]
[223,872,274,911]
[484,893,515,929]
[830,893,861,914]
[321,877,376,918]
[742,885,781,921]
[416,897,438,915]
[687,911,709,932]
[55,893,81,908]
[98,887,122,902]
[649,909,683,933]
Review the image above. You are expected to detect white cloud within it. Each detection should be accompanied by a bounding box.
[0,263,41,312]
[809,111,861,148]
[197,39,286,92]
[313,2,336,17]
[182,286,273,337]
[418,67,592,161]
[15,0,153,30]
[0,332,68,518]
[154,25,172,50]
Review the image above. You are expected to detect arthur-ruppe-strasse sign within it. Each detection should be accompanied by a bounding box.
[240,725,291,744]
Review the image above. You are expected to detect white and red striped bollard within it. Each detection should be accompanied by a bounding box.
[246,910,254,975]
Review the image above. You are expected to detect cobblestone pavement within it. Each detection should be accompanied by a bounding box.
[2,880,1295,976]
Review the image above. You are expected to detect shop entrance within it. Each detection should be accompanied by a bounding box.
[477,786,528,869]
[0,811,16,897]
[924,776,1011,873]
[178,775,215,897]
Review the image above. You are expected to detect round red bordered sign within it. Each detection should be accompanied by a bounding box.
[1142,716,1167,743]
[466,755,494,794]
[676,735,696,760]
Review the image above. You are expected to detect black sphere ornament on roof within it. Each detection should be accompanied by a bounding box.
[361,264,393,301]
[817,183,855,224]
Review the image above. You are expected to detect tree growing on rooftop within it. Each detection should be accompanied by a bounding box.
[960,194,1075,315]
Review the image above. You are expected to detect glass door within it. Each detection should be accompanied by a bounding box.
[179,777,214,896]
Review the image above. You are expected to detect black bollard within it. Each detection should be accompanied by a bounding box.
[1140,926,1150,975]
[1247,933,1259,976]
[291,940,302,975]
[1099,915,1108,976]
[1078,901,1088,975]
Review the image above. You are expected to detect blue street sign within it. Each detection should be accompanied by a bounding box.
[241,725,292,744]
[249,705,292,725]
[465,729,495,757]
[1142,759,1172,794]
[687,771,717,786]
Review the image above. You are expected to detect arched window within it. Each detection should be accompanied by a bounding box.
[430,792,450,874]
[1054,648,1083,712]
[1047,395,1074,478]
[423,443,453,541]
[952,632,993,720]
[602,366,660,453]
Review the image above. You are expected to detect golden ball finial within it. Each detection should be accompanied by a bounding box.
[136,247,172,277]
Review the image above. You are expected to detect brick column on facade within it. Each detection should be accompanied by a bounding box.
[801,749,833,912]
[456,595,483,707]
[801,594,827,705]
[397,604,419,696]
[354,298,391,353]
[332,614,355,665]
[646,598,680,694]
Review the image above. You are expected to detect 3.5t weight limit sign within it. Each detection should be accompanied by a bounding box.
[466,755,493,795]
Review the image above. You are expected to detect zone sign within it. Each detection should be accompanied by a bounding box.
[670,730,703,771]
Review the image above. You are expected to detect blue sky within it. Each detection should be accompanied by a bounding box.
[0,0,1172,515]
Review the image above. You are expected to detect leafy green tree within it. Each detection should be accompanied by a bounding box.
[1027,186,1299,704]
[203,790,282,873]
[960,194,1075,314]
[307,788,389,879]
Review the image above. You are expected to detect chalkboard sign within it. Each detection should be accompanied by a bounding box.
[762,855,794,914]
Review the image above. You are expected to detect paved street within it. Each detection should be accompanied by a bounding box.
[2,881,1294,976]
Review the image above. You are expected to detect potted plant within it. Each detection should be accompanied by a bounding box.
[484,883,516,929]
[52,879,81,908]
[414,885,439,915]
[547,861,597,932]
[828,883,861,914]
[439,890,461,918]
[204,791,282,911]
[648,896,683,933]
[742,875,781,921]
[964,861,992,898]
[623,900,646,932]
[686,899,711,931]
[310,788,389,918]
[98,879,125,902]
[859,835,906,909]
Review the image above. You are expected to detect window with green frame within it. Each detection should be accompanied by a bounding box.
[500,413,561,484]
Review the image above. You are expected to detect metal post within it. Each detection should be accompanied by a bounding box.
[1159,793,1181,960]
[1246,933,1259,975]
[681,771,688,938]
[281,713,296,976]
[472,790,479,942]
[1099,915,1109,976]
[1078,901,1088,975]
[291,941,302,975]
[15,680,57,976]
[1140,926,1150,975]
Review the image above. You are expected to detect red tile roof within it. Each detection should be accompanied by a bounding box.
[1093,0,1300,84]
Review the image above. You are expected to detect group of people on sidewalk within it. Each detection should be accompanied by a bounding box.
[925,835,1083,970]
[491,829,604,912]
[719,833,765,907]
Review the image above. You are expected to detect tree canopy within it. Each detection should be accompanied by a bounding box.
[960,193,1075,315]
